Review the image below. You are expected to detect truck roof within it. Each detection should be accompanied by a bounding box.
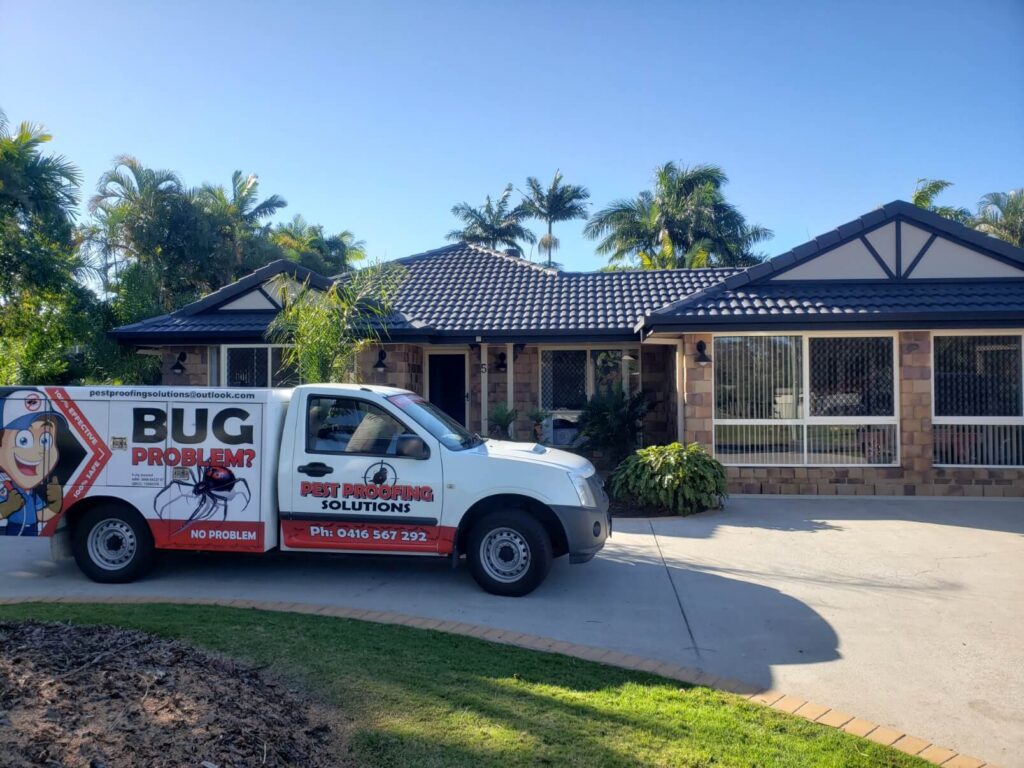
[297,383,412,397]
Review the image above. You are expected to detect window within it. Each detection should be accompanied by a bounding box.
[713,334,898,466]
[933,334,1024,466]
[539,347,640,445]
[307,397,410,456]
[223,345,298,388]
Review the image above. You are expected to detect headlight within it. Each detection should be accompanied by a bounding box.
[570,472,597,508]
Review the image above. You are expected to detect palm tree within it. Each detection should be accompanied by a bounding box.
[0,109,80,226]
[522,170,590,266]
[911,178,973,225]
[271,215,366,275]
[584,162,771,268]
[199,171,287,273]
[447,184,536,255]
[975,190,1024,247]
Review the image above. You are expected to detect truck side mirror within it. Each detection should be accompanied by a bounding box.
[396,434,430,460]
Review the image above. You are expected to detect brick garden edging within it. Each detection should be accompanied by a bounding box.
[0,595,996,768]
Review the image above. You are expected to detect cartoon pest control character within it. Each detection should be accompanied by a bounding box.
[0,389,65,536]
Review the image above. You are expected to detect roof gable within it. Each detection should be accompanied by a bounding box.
[642,200,1024,331]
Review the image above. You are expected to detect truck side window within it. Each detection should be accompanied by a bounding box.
[306,397,408,456]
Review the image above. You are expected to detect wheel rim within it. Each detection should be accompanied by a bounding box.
[479,527,531,584]
[87,519,137,571]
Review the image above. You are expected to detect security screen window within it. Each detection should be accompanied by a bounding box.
[933,335,1024,466]
[226,347,268,388]
[712,335,898,465]
[713,335,803,464]
[540,350,587,411]
[806,337,897,465]
[592,349,639,396]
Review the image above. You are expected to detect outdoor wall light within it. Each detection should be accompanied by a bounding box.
[495,352,508,373]
[171,352,187,375]
[621,352,637,363]
[373,350,388,372]
[694,340,712,367]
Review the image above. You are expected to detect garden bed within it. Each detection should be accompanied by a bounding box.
[0,621,341,768]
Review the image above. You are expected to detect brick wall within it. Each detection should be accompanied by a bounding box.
[358,344,423,393]
[161,346,209,386]
[683,331,1024,497]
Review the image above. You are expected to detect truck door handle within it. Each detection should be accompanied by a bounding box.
[298,462,334,477]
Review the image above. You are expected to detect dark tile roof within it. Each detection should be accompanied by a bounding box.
[111,248,740,343]
[643,280,1024,330]
[387,244,739,337]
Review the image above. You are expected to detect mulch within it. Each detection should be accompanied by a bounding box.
[0,621,346,768]
[608,498,678,518]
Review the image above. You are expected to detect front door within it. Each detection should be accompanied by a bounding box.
[282,392,446,553]
[428,353,467,425]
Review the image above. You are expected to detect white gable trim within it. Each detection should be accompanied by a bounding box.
[218,288,279,311]
[772,219,1024,282]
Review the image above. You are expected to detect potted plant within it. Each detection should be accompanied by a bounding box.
[527,407,550,443]
[489,403,517,439]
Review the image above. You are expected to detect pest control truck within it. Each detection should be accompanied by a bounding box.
[0,384,609,596]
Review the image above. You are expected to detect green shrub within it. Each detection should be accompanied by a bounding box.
[610,442,727,515]
[576,389,648,464]
[488,403,517,438]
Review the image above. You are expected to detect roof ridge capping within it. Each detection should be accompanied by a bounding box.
[640,199,1024,328]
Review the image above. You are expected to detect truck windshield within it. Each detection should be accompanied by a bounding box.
[386,394,482,451]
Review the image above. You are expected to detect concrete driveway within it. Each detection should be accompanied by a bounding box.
[1,496,1021,765]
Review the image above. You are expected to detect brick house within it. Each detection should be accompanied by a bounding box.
[113,201,1024,497]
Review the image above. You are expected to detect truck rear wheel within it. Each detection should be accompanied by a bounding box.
[73,505,155,584]
[467,509,553,597]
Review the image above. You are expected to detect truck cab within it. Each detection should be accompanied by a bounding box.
[23,383,609,597]
[278,384,610,595]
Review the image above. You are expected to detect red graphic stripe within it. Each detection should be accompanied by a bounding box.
[283,520,456,555]
[41,388,112,536]
[153,520,265,552]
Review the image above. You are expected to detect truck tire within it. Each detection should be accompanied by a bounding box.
[72,505,155,584]
[466,508,553,597]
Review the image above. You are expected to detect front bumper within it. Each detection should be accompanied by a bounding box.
[552,474,611,564]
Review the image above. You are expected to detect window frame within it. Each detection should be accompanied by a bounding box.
[220,344,297,388]
[536,343,643,446]
[931,330,1024,468]
[711,331,900,467]
[536,343,643,414]
[304,394,425,459]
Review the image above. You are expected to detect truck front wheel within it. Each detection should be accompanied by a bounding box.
[466,509,553,597]
[73,505,155,584]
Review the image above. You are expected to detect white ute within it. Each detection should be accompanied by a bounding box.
[0,384,610,596]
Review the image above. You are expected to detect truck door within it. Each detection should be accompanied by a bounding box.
[281,392,447,554]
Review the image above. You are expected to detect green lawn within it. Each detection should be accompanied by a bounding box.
[0,603,926,768]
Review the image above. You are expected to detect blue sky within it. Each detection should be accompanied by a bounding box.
[2,0,1022,271]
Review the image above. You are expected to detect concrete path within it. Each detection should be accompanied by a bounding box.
[1,496,1021,765]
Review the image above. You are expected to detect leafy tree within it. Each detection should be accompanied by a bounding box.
[0,109,95,385]
[271,214,365,275]
[447,184,536,255]
[0,109,83,301]
[975,189,1024,247]
[521,170,590,266]
[911,178,973,225]
[266,262,406,383]
[584,163,771,268]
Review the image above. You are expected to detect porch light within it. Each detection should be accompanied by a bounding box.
[695,340,712,367]
[373,350,388,372]
[171,352,187,375]
[496,352,508,373]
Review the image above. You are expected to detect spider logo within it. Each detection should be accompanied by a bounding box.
[363,461,397,486]
[154,465,252,533]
